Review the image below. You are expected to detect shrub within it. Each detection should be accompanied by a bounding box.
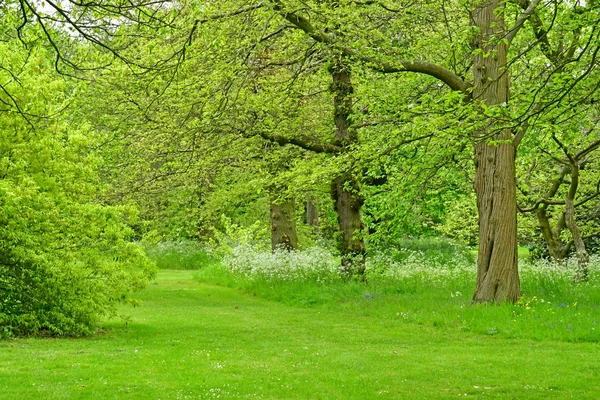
[0,41,156,337]
[0,199,156,338]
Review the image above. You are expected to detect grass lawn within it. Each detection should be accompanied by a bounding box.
[1,270,599,399]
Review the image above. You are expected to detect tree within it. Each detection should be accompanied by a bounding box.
[518,107,600,281]
[11,0,600,302]
[469,0,520,302]
[268,0,600,301]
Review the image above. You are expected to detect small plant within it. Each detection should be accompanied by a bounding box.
[366,248,474,289]
[386,237,475,267]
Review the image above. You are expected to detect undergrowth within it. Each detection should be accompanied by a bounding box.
[196,244,600,343]
[145,240,215,270]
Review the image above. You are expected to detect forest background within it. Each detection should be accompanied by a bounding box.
[1,0,600,338]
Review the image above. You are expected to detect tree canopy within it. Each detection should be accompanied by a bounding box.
[1,0,600,335]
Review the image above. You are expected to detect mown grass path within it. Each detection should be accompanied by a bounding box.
[1,270,599,399]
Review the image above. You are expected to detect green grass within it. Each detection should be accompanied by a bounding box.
[197,263,600,342]
[144,240,214,270]
[388,237,476,266]
[471,246,529,259]
[1,270,599,399]
[518,246,531,259]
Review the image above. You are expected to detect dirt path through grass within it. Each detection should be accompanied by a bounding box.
[1,270,599,399]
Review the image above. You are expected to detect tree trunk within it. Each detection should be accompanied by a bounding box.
[305,199,319,229]
[330,56,366,278]
[563,160,589,281]
[332,174,365,277]
[565,197,589,281]
[471,1,520,302]
[270,197,298,251]
[536,207,570,260]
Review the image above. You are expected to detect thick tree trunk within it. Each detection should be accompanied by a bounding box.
[473,138,520,302]
[332,174,365,277]
[270,197,298,251]
[305,199,319,229]
[471,1,520,302]
[330,57,366,278]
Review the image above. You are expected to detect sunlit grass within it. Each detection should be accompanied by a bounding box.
[197,245,600,343]
[1,270,599,399]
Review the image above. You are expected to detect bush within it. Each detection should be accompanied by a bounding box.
[0,40,156,337]
[0,199,156,338]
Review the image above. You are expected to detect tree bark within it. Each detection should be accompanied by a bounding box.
[332,174,365,277]
[565,197,589,281]
[471,1,520,302]
[563,161,589,281]
[270,197,298,251]
[305,199,319,229]
[523,165,574,260]
[535,207,570,260]
[330,56,366,278]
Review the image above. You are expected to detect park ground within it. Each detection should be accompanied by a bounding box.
[1,269,599,399]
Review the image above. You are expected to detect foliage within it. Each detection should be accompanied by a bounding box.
[374,237,475,267]
[1,0,599,332]
[224,244,340,282]
[438,194,479,246]
[216,237,474,285]
[0,37,155,337]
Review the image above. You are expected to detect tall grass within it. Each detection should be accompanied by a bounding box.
[382,237,476,266]
[144,240,214,270]
[196,243,600,342]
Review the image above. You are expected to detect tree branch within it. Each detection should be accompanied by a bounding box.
[575,180,600,207]
[256,130,342,154]
[512,0,562,64]
[518,197,567,213]
[576,139,600,160]
[270,1,469,94]
[350,0,402,13]
[506,0,542,45]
